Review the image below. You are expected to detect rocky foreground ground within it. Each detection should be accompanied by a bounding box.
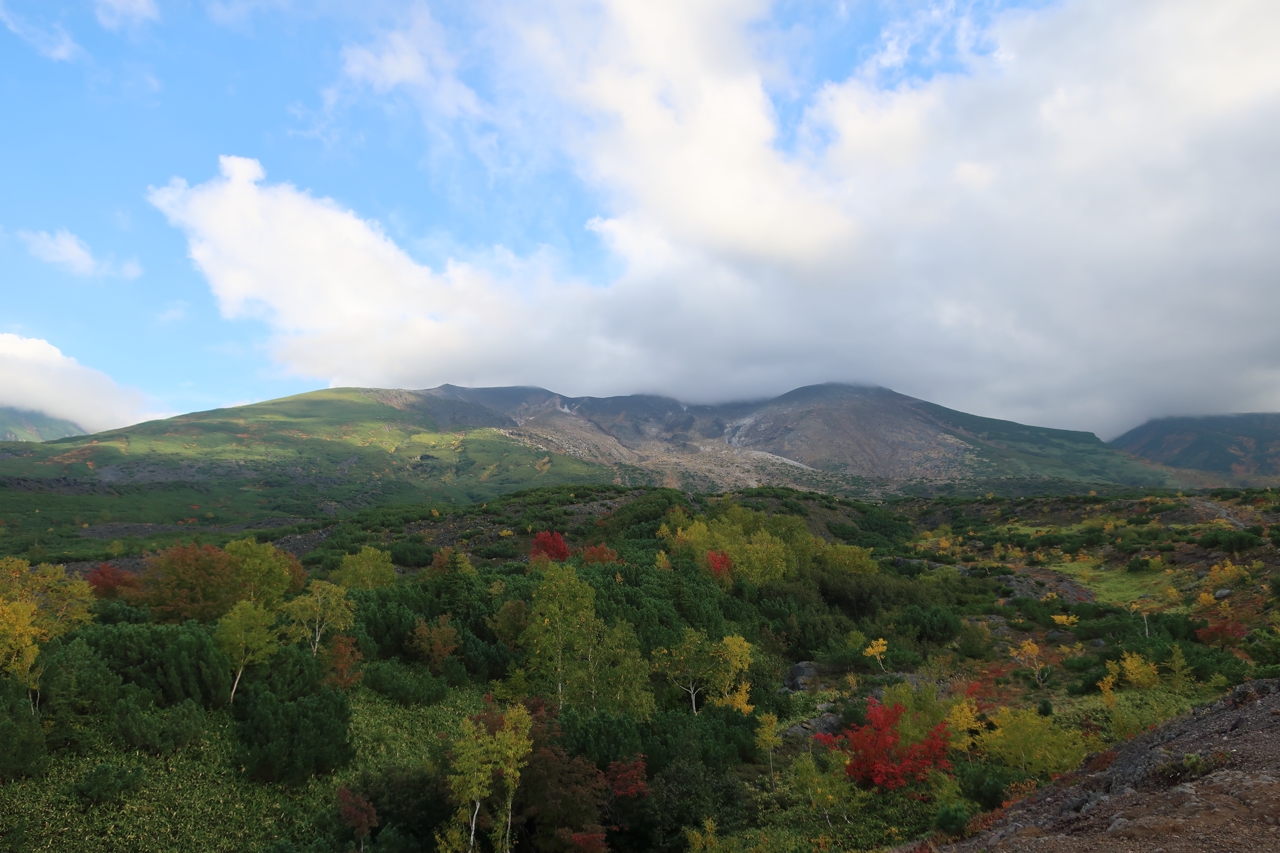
[938,680,1280,853]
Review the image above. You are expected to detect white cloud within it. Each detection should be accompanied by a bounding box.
[19,229,142,279]
[94,0,159,30]
[341,3,479,119]
[157,0,1280,438]
[0,334,150,432]
[0,1,81,60]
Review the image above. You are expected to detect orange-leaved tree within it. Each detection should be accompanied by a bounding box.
[130,543,238,622]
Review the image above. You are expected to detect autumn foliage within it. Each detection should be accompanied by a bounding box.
[324,634,365,690]
[85,563,140,599]
[705,550,733,582]
[606,755,650,799]
[408,614,458,675]
[815,699,951,789]
[1196,619,1247,649]
[531,531,570,562]
[130,543,238,622]
[580,544,620,565]
[337,786,378,852]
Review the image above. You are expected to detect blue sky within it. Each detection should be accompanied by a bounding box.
[2,0,1278,437]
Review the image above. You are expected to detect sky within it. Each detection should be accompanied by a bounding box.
[1,0,1278,439]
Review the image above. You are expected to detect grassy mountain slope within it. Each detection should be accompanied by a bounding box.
[1111,413,1280,479]
[0,383,1185,564]
[909,398,1174,485]
[0,407,84,442]
[0,388,617,563]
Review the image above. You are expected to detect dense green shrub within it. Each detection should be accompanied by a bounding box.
[114,696,206,754]
[234,685,354,785]
[89,598,149,625]
[70,762,145,807]
[935,801,969,836]
[352,765,453,851]
[39,638,122,723]
[350,584,436,659]
[361,661,447,706]
[958,622,994,659]
[474,541,519,560]
[1197,529,1262,553]
[0,676,46,781]
[955,760,1028,810]
[78,622,231,709]
[251,643,323,702]
[641,756,747,853]
[561,709,647,770]
[1126,557,1152,573]
[388,541,435,568]
[899,605,962,645]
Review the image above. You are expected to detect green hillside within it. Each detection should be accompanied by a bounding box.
[1110,413,1280,479]
[914,401,1178,486]
[0,406,84,442]
[0,389,618,564]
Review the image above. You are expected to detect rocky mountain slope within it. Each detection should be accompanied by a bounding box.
[415,382,1174,491]
[940,680,1280,853]
[1111,413,1280,481]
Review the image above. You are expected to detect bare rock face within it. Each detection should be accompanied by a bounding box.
[414,382,1159,490]
[941,681,1280,853]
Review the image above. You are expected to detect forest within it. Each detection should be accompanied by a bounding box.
[3,483,1279,852]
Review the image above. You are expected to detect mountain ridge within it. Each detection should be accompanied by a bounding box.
[1111,412,1280,480]
[0,406,85,442]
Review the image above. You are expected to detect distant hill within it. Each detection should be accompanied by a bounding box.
[427,382,1174,492]
[0,407,84,442]
[0,383,1179,557]
[1110,413,1280,479]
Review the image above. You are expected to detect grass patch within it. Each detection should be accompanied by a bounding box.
[1049,558,1177,607]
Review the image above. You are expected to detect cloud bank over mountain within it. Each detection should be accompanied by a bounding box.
[0,334,148,432]
[146,0,1280,438]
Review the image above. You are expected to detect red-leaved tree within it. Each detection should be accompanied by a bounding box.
[324,634,364,690]
[556,829,608,853]
[1196,620,1248,649]
[531,531,570,562]
[815,699,951,789]
[85,564,140,599]
[606,755,649,799]
[580,545,620,566]
[706,551,733,582]
[337,786,378,852]
[129,543,238,622]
